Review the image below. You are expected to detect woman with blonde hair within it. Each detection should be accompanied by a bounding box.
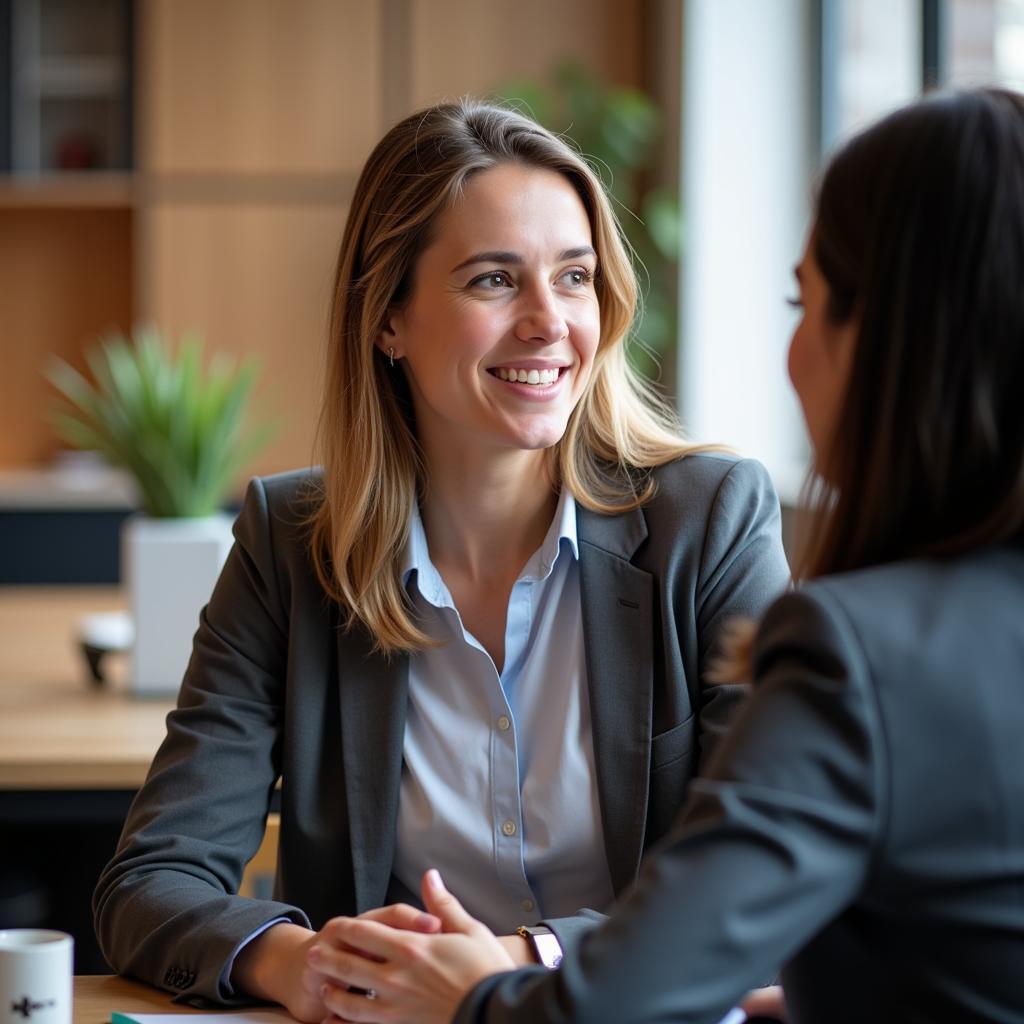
[308,88,1024,1023]
[93,100,788,1016]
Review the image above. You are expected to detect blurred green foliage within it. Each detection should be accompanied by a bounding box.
[48,328,271,517]
[495,62,681,384]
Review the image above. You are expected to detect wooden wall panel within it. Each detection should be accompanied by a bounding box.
[407,0,642,108]
[0,209,132,465]
[137,0,383,174]
[0,0,651,483]
[139,202,346,479]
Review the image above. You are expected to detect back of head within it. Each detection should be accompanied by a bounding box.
[802,88,1024,577]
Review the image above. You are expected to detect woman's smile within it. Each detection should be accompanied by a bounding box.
[492,366,561,385]
[487,362,570,399]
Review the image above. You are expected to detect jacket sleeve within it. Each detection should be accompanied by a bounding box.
[454,588,885,1024]
[693,458,791,769]
[92,477,311,1006]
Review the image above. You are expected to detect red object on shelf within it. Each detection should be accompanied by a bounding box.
[55,132,99,170]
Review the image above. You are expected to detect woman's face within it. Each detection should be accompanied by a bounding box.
[381,162,601,462]
[788,232,858,471]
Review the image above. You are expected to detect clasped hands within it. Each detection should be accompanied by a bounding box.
[299,868,514,1024]
[259,870,787,1024]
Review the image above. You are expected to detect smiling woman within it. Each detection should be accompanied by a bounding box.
[92,101,790,1020]
[380,163,601,475]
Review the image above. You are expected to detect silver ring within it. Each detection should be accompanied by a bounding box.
[365,989,377,1001]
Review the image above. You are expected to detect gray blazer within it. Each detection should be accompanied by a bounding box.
[457,546,1024,1023]
[93,453,789,1004]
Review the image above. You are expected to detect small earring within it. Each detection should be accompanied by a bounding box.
[388,347,395,368]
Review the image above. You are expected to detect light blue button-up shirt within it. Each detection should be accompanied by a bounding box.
[222,491,615,994]
[393,489,615,932]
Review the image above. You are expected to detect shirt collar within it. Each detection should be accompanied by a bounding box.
[541,485,579,569]
[401,505,447,606]
[400,488,579,604]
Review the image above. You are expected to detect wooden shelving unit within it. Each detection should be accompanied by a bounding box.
[8,0,131,174]
[0,170,133,207]
[1,0,133,468]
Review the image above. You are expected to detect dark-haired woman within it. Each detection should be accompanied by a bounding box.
[309,87,1024,1023]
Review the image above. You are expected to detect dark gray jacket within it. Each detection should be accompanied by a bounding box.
[93,454,788,1004]
[458,546,1024,1023]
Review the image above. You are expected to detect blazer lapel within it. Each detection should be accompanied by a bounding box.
[337,626,410,912]
[577,503,654,895]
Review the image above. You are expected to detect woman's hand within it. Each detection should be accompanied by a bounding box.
[231,921,324,1022]
[311,869,515,1024]
[231,905,442,1022]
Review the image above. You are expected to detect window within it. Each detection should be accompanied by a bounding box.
[677,1,1023,506]
[948,0,1024,87]
[822,0,922,149]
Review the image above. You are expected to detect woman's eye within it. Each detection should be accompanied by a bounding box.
[785,296,803,309]
[472,272,512,290]
[561,268,594,288]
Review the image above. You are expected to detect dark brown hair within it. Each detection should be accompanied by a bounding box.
[797,88,1024,578]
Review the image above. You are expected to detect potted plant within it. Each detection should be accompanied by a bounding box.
[48,328,269,695]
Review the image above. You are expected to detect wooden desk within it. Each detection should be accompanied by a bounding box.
[0,588,176,973]
[74,976,184,1024]
[1,588,278,973]
[0,587,173,790]
[73,975,294,1024]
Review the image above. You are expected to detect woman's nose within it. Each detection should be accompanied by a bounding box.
[514,287,569,345]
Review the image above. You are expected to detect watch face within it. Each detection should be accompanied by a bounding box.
[518,925,564,969]
[532,932,564,970]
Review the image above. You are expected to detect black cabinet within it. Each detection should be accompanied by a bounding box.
[1,0,132,174]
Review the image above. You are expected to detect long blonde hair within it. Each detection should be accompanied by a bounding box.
[311,100,710,654]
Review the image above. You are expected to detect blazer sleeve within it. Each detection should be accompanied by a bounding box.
[92,477,311,1006]
[693,458,791,769]
[454,588,885,1024]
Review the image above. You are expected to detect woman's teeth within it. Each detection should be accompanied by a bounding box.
[495,367,560,385]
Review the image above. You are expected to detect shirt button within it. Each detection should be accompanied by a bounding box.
[520,899,534,912]
[501,819,517,837]
[497,715,511,731]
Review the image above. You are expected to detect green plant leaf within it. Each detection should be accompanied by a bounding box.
[45,328,271,517]
[602,91,659,171]
[493,80,552,126]
[642,188,682,261]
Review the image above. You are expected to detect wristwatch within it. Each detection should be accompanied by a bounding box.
[516,924,564,969]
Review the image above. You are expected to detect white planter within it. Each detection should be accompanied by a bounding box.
[122,513,234,696]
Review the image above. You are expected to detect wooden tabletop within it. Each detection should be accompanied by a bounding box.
[74,976,184,1024]
[0,587,174,789]
[74,976,294,1024]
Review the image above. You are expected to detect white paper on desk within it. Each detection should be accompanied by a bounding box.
[112,1011,296,1024]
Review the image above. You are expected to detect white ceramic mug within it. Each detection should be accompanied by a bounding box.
[0,931,73,1024]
